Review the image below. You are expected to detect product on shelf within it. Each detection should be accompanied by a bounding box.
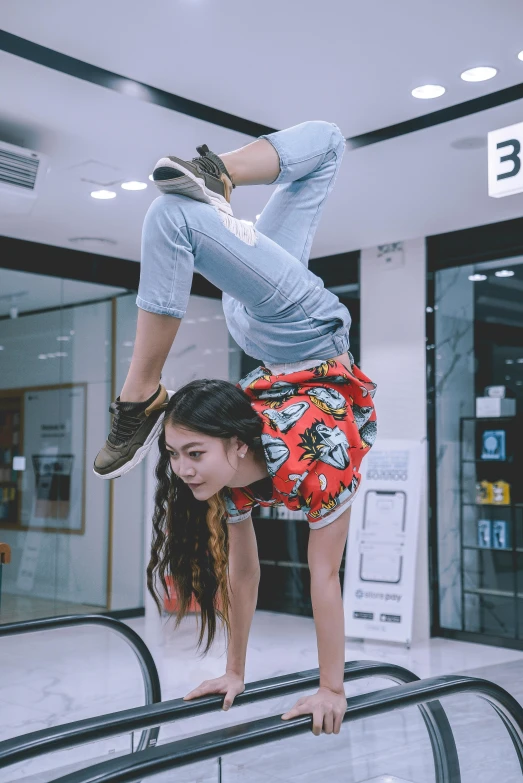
[492,480,511,505]
[476,480,494,504]
[477,519,491,548]
[480,430,506,461]
[492,520,510,550]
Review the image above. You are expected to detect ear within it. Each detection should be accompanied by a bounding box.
[230,436,248,458]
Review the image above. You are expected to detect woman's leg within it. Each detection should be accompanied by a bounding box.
[119,140,282,402]
[95,122,348,477]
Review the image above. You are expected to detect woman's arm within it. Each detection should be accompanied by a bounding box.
[226,515,261,679]
[307,507,352,693]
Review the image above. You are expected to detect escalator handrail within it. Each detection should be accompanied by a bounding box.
[50,673,523,783]
[0,614,161,753]
[0,659,460,783]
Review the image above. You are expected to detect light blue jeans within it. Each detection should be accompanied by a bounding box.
[137,121,351,364]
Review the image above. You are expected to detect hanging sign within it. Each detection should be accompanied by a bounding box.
[488,121,523,198]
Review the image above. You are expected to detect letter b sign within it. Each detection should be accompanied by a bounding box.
[488,121,523,198]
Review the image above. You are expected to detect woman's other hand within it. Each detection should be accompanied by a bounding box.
[281,686,347,736]
[184,672,245,711]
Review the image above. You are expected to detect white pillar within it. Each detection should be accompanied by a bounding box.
[359,239,430,642]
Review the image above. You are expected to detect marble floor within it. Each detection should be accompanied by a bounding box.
[2,610,523,783]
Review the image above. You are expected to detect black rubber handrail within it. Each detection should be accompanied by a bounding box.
[0,614,161,753]
[0,660,460,783]
[50,674,523,783]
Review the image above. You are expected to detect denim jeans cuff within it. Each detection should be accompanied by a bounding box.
[259,133,289,186]
[136,296,185,319]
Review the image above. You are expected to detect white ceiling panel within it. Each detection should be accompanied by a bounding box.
[0,0,522,267]
[1,0,523,135]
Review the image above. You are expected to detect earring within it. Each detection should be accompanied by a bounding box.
[240,453,245,458]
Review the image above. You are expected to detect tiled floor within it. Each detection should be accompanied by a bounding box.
[2,610,523,782]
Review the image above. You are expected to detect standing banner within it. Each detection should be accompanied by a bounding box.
[343,439,424,645]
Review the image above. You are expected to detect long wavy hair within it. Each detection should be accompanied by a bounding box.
[147,378,263,654]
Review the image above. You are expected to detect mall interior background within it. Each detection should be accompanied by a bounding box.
[1,3,523,780]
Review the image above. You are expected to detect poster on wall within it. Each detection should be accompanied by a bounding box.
[21,386,86,532]
[343,439,424,645]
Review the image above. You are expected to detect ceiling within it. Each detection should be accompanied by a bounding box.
[1,0,523,265]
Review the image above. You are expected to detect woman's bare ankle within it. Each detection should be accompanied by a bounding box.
[120,382,160,404]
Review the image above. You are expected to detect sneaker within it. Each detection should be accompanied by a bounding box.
[93,385,172,479]
[153,144,234,208]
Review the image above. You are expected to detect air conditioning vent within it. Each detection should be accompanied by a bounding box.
[0,148,40,190]
[0,141,47,215]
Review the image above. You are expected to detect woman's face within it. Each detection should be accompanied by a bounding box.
[163,422,241,501]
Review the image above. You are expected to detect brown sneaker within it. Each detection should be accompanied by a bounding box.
[93,385,172,479]
[152,144,234,206]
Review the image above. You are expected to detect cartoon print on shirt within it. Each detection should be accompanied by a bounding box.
[298,420,351,470]
[262,401,310,433]
[258,381,300,408]
[308,360,337,377]
[285,470,309,498]
[306,386,348,420]
[358,380,377,399]
[360,419,377,449]
[352,403,374,430]
[261,433,290,476]
[238,365,272,391]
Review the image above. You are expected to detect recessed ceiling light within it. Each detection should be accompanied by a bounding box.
[518,51,523,62]
[91,190,117,200]
[412,84,446,100]
[506,359,514,364]
[461,66,498,82]
[121,181,148,191]
[38,354,47,360]
[468,273,487,282]
[495,269,515,277]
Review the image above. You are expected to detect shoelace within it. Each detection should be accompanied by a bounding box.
[193,145,235,188]
[107,402,143,446]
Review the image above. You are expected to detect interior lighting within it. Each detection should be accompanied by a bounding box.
[57,336,70,341]
[121,181,148,191]
[461,66,497,82]
[0,346,4,350]
[91,190,116,200]
[505,359,514,364]
[468,273,487,282]
[495,269,515,277]
[412,84,446,100]
[38,354,47,360]
[518,51,523,62]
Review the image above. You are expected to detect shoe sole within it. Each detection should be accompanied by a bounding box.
[153,159,230,211]
[93,390,174,480]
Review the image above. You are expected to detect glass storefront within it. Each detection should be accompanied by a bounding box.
[0,267,129,622]
[433,255,523,643]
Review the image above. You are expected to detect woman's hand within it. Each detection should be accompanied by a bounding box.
[183,672,245,711]
[281,687,347,736]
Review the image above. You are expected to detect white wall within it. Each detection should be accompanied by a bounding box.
[360,239,430,642]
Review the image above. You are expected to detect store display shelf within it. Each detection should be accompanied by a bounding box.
[463,503,517,508]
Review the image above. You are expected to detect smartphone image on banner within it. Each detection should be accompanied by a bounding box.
[359,490,407,584]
